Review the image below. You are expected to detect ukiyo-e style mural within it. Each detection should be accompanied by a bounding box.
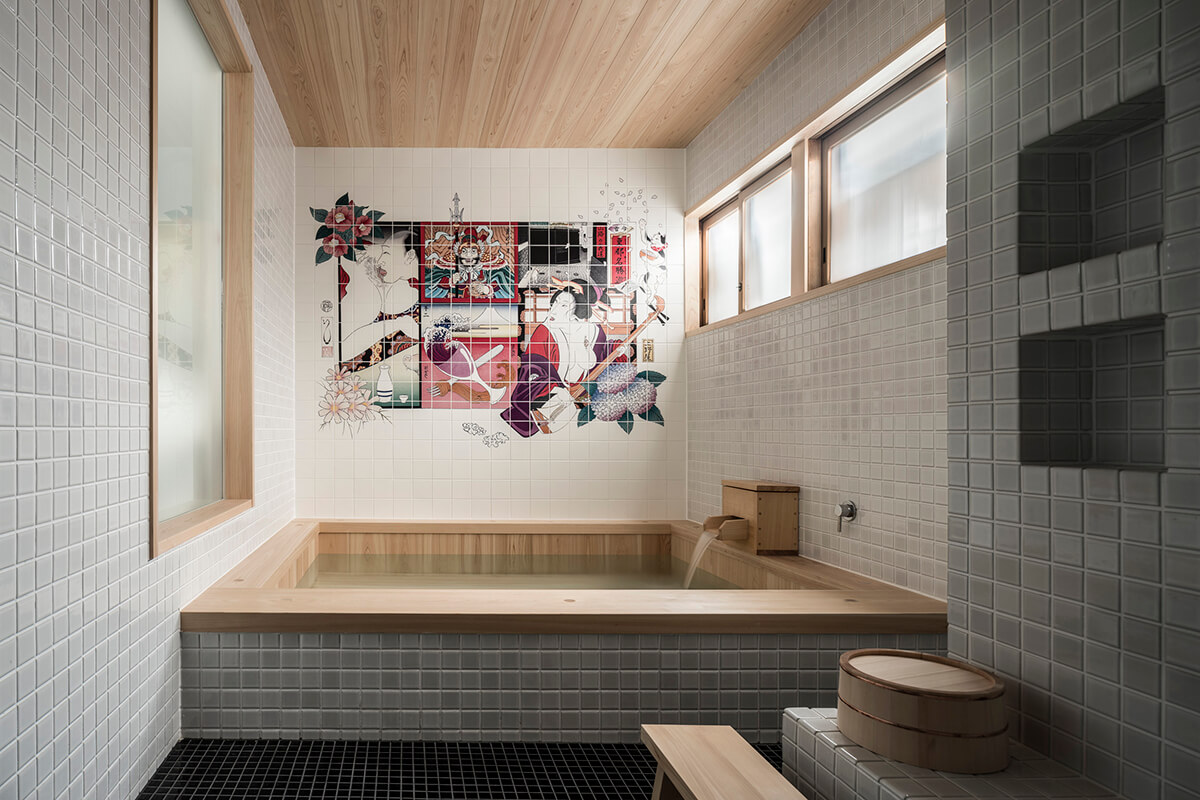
[309,190,669,442]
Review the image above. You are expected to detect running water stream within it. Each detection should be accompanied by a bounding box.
[683,528,720,589]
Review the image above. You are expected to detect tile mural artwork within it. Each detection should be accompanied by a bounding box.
[310,191,669,441]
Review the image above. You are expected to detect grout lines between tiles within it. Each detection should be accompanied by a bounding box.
[137,739,784,799]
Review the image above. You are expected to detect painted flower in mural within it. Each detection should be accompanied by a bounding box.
[318,395,352,424]
[591,391,628,422]
[318,370,388,433]
[621,378,657,415]
[310,194,388,321]
[325,205,354,232]
[346,394,375,420]
[310,193,385,268]
[322,234,349,258]
[577,370,666,434]
[328,380,355,400]
[596,362,637,394]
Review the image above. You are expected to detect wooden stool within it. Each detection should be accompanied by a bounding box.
[640,724,807,800]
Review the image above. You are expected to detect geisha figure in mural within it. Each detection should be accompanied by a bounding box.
[338,223,423,407]
[501,282,631,437]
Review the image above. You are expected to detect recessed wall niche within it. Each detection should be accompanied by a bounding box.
[1019,315,1165,469]
[1016,88,1165,275]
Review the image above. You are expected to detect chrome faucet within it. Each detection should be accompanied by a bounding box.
[833,501,857,532]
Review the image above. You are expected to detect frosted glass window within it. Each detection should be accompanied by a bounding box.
[156,0,225,522]
[827,71,946,283]
[744,170,791,309]
[704,209,740,324]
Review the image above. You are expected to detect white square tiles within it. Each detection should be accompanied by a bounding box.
[686,262,949,599]
[294,147,686,520]
[681,0,947,599]
[0,1,295,798]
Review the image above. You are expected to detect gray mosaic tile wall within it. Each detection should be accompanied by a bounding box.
[180,632,947,743]
[944,1,1200,798]
[687,261,949,599]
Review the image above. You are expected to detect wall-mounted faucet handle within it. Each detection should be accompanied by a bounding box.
[833,501,857,532]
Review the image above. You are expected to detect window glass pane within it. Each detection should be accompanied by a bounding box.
[704,210,740,324]
[156,0,224,522]
[744,170,791,309]
[828,73,946,283]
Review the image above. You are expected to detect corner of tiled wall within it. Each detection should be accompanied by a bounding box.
[0,0,296,797]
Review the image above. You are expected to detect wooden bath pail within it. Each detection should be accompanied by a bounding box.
[837,648,1009,774]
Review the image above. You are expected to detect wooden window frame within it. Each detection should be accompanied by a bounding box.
[699,197,740,325]
[818,53,947,288]
[150,0,254,558]
[700,158,792,326]
[683,20,947,335]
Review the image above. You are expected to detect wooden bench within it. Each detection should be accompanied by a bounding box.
[640,724,808,800]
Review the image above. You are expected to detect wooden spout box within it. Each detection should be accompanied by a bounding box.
[720,480,799,555]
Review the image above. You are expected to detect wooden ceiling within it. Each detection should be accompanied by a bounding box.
[237,0,831,148]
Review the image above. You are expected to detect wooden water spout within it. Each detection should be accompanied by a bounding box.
[684,516,750,589]
[702,514,749,541]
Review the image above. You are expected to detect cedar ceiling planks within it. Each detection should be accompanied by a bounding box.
[238,0,832,148]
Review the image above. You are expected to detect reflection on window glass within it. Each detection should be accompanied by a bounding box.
[745,170,791,309]
[156,0,224,521]
[705,210,740,324]
[828,74,946,283]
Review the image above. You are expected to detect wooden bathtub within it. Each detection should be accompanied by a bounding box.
[181,520,947,634]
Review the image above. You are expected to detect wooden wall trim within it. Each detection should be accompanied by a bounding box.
[223,70,255,504]
[157,499,254,555]
[186,0,252,73]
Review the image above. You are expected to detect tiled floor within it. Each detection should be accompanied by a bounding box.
[137,739,785,799]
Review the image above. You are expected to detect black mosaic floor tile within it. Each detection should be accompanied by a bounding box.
[138,739,785,799]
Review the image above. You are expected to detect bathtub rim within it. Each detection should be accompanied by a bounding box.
[182,519,947,634]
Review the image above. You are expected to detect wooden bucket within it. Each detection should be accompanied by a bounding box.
[837,649,1009,774]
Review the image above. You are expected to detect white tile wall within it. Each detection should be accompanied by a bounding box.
[294,148,686,520]
[0,1,295,798]
[683,0,948,598]
[684,0,943,209]
[687,263,949,599]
